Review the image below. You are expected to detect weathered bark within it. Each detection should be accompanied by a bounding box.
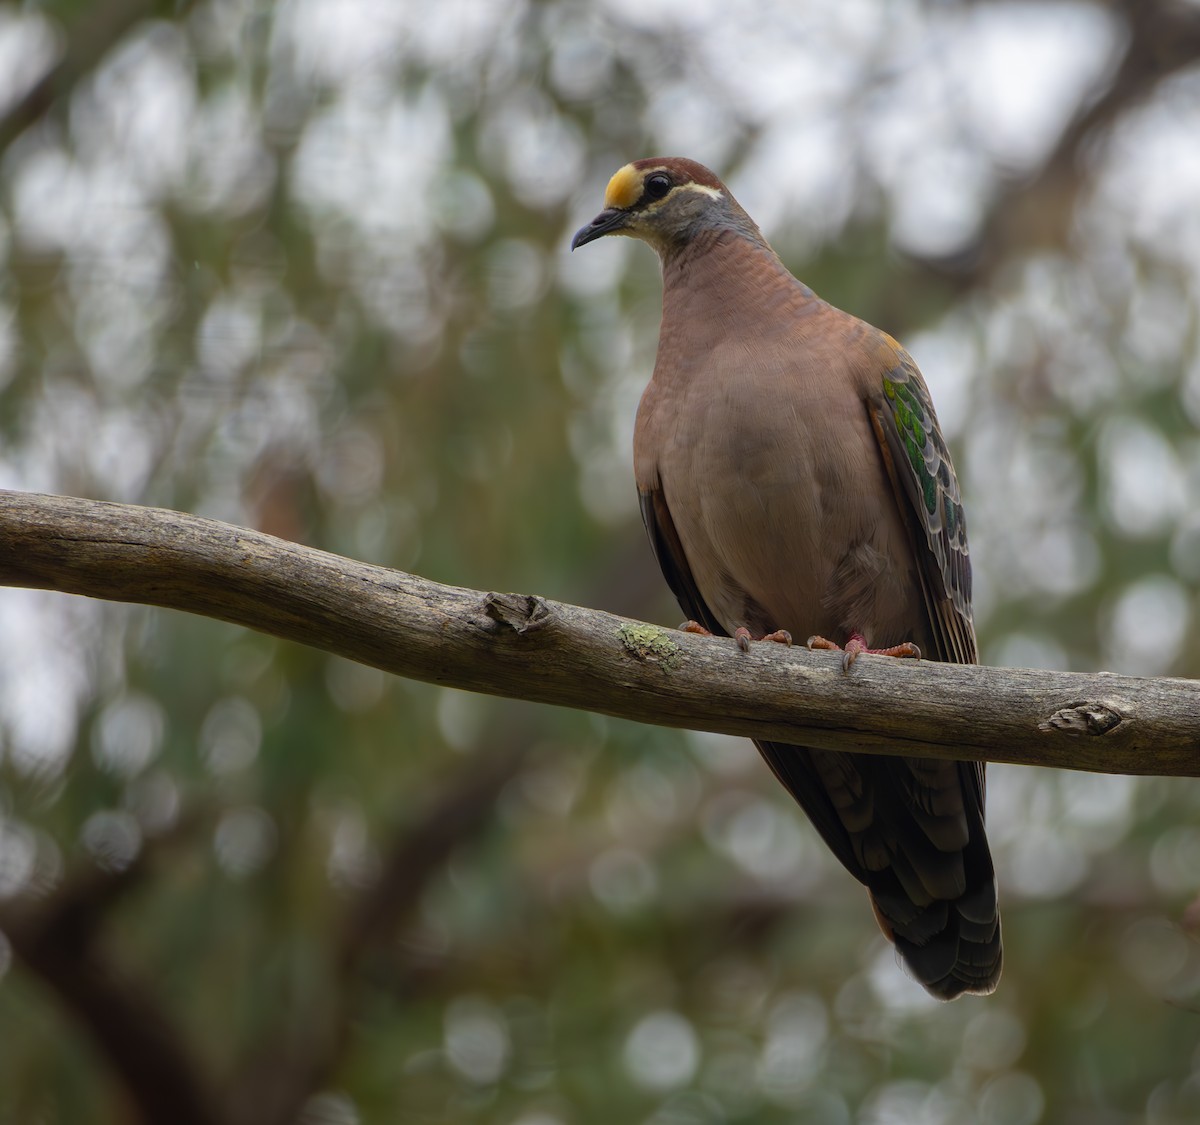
[1,489,1197,776]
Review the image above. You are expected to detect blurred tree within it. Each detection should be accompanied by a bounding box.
[1,1,1200,1123]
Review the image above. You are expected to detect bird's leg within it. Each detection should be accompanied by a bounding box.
[680,622,793,653]
[806,631,921,673]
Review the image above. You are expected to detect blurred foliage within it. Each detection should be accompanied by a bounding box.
[1,1,1200,1123]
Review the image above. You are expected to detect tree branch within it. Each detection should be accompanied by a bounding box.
[0,821,222,1125]
[226,742,527,1125]
[0,0,197,158]
[909,0,1200,287]
[1,489,1196,776]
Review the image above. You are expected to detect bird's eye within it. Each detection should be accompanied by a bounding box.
[644,172,672,200]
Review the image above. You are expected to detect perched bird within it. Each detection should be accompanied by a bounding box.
[572,157,1001,998]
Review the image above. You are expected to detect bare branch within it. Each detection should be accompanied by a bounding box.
[0,824,222,1125]
[910,0,1200,286]
[1,489,1197,776]
[0,0,198,158]
[226,743,527,1125]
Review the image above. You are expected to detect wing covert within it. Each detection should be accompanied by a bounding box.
[870,346,977,667]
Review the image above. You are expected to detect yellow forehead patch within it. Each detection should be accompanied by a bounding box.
[603,164,643,210]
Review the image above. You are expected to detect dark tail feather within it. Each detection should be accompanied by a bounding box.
[755,740,1002,999]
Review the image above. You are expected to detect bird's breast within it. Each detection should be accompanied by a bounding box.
[636,347,922,645]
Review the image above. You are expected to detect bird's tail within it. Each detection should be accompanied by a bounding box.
[863,805,1002,999]
[754,740,1002,999]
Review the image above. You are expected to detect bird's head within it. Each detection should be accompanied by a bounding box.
[571,157,758,256]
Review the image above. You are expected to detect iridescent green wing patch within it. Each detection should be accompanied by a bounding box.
[878,347,973,635]
[884,375,939,515]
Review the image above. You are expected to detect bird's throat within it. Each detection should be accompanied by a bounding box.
[659,230,818,348]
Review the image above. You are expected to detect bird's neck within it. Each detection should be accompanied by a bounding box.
[657,229,819,352]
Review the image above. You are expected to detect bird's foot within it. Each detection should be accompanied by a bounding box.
[806,632,921,673]
[733,626,793,653]
[680,621,793,653]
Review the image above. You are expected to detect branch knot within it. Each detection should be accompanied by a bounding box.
[480,592,551,634]
[1038,700,1126,738]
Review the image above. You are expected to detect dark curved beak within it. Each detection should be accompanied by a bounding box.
[571,208,629,250]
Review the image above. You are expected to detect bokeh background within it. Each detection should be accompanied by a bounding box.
[1,1,1200,1122]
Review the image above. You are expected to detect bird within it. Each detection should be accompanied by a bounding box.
[571,157,1001,999]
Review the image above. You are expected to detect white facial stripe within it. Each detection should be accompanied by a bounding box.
[680,182,723,200]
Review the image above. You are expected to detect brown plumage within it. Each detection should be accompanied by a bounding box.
[572,157,1001,998]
